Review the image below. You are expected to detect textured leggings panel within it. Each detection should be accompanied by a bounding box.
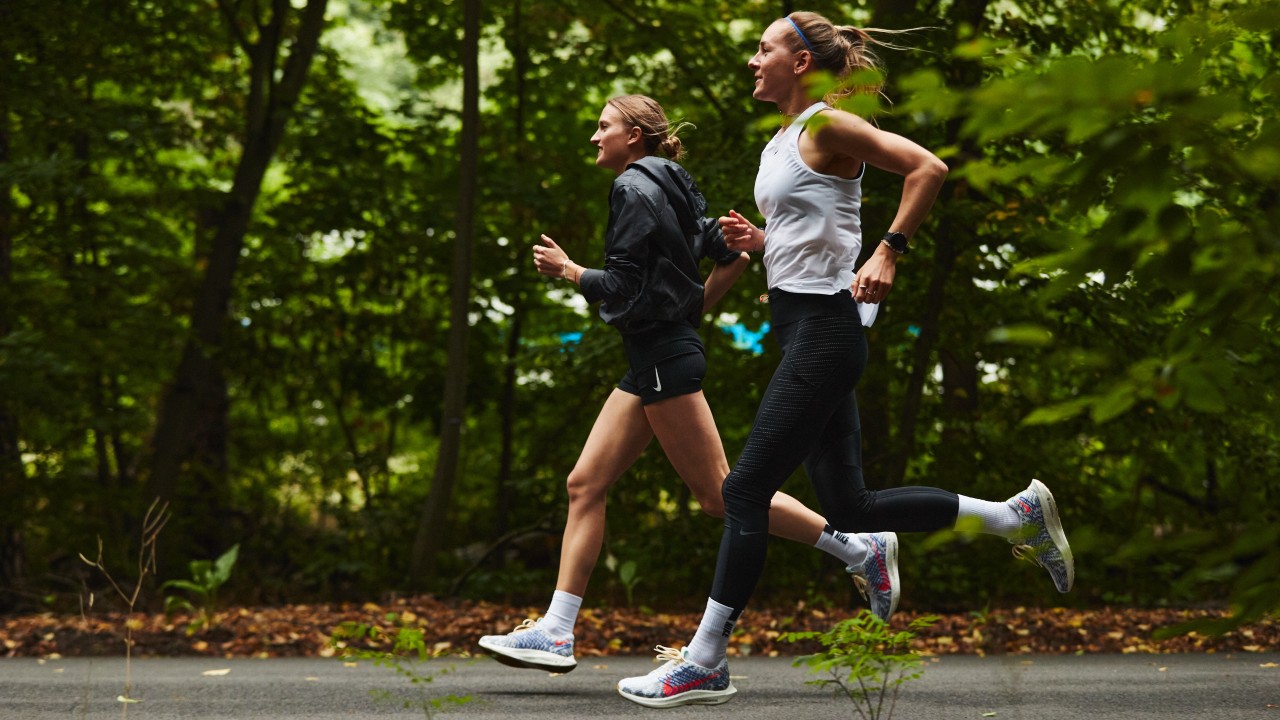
[714,316,866,608]
[711,315,957,611]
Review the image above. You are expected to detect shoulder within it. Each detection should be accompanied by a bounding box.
[810,107,881,157]
[611,167,664,206]
[811,107,874,141]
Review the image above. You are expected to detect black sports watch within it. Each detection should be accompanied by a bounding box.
[881,231,911,255]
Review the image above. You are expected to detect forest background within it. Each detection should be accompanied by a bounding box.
[0,0,1276,631]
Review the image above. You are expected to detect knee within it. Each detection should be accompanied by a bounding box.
[721,475,764,521]
[691,490,724,519]
[565,468,607,507]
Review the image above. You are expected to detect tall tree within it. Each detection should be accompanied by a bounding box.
[410,0,482,581]
[0,91,27,609]
[147,0,330,541]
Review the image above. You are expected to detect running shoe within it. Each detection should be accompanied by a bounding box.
[477,618,577,673]
[849,531,900,623]
[1007,479,1075,593]
[617,645,736,708]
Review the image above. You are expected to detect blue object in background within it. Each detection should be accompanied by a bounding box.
[719,321,771,355]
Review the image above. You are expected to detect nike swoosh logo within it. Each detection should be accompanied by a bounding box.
[654,367,663,392]
[738,528,764,536]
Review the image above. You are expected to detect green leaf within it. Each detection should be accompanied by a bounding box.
[1022,398,1091,426]
[987,324,1054,347]
[1176,364,1227,413]
[619,560,637,585]
[1091,383,1137,423]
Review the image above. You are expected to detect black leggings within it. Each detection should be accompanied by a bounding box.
[711,307,958,613]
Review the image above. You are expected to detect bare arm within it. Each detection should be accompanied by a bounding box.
[702,252,750,313]
[812,111,948,304]
[532,234,586,285]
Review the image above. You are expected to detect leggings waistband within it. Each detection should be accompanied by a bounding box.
[766,288,860,326]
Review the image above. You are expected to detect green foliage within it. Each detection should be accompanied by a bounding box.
[330,616,472,718]
[161,544,240,634]
[604,554,643,608]
[2,0,1277,622]
[783,611,939,720]
[906,0,1279,626]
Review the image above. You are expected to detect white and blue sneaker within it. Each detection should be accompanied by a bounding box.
[617,646,736,708]
[478,618,577,673]
[849,532,900,623]
[1007,479,1075,593]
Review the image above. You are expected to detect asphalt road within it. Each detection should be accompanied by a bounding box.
[1,653,1277,719]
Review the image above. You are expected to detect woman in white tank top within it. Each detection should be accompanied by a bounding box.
[618,12,1076,709]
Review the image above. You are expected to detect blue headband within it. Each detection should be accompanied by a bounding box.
[785,17,815,53]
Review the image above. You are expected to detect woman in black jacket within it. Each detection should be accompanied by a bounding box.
[478,95,895,678]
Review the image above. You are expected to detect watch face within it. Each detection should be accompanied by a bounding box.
[884,232,909,253]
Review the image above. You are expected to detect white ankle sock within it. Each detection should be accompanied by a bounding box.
[684,598,736,668]
[956,495,1021,538]
[540,590,582,638]
[814,525,870,569]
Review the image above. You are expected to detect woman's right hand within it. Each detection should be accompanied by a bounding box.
[533,234,573,279]
[719,210,764,253]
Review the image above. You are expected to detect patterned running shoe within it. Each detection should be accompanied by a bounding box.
[849,532,900,623]
[477,618,577,673]
[1007,479,1075,593]
[617,645,736,708]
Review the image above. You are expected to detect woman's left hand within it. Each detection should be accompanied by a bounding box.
[533,234,572,278]
[853,245,898,304]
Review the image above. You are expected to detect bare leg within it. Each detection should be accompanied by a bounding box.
[554,389,654,596]
[644,391,824,546]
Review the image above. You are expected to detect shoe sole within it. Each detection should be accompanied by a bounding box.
[617,684,737,708]
[882,532,901,620]
[1031,479,1074,593]
[477,637,577,674]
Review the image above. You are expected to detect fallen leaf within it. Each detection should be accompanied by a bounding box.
[1260,663,1278,669]
[117,696,142,704]
[201,668,231,676]
[1158,667,1168,672]
[343,661,358,668]
[982,713,998,717]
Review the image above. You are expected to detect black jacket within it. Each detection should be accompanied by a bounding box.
[579,157,740,333]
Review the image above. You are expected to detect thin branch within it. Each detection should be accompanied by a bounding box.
[447,515,557,597]
[215,0,254,56]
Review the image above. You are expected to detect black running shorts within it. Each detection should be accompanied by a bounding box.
[617,350,707,405]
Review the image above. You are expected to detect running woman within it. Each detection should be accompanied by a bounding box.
[477,95,897,678]
[617,13,1074,708]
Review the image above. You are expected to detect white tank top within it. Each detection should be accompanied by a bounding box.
[754,102,865,295]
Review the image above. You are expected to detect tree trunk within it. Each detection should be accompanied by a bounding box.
[0,98,29,610]
[888,196,956,485]
[493,0,529,539]
[876,0,990,486]
[147,0,329,512]
[411,0,482,584]
[495,311,521,537]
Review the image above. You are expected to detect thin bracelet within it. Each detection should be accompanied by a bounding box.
[562,259,568,279]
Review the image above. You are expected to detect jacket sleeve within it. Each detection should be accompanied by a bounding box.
[698,216,740,266]
[579,184,656,306]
